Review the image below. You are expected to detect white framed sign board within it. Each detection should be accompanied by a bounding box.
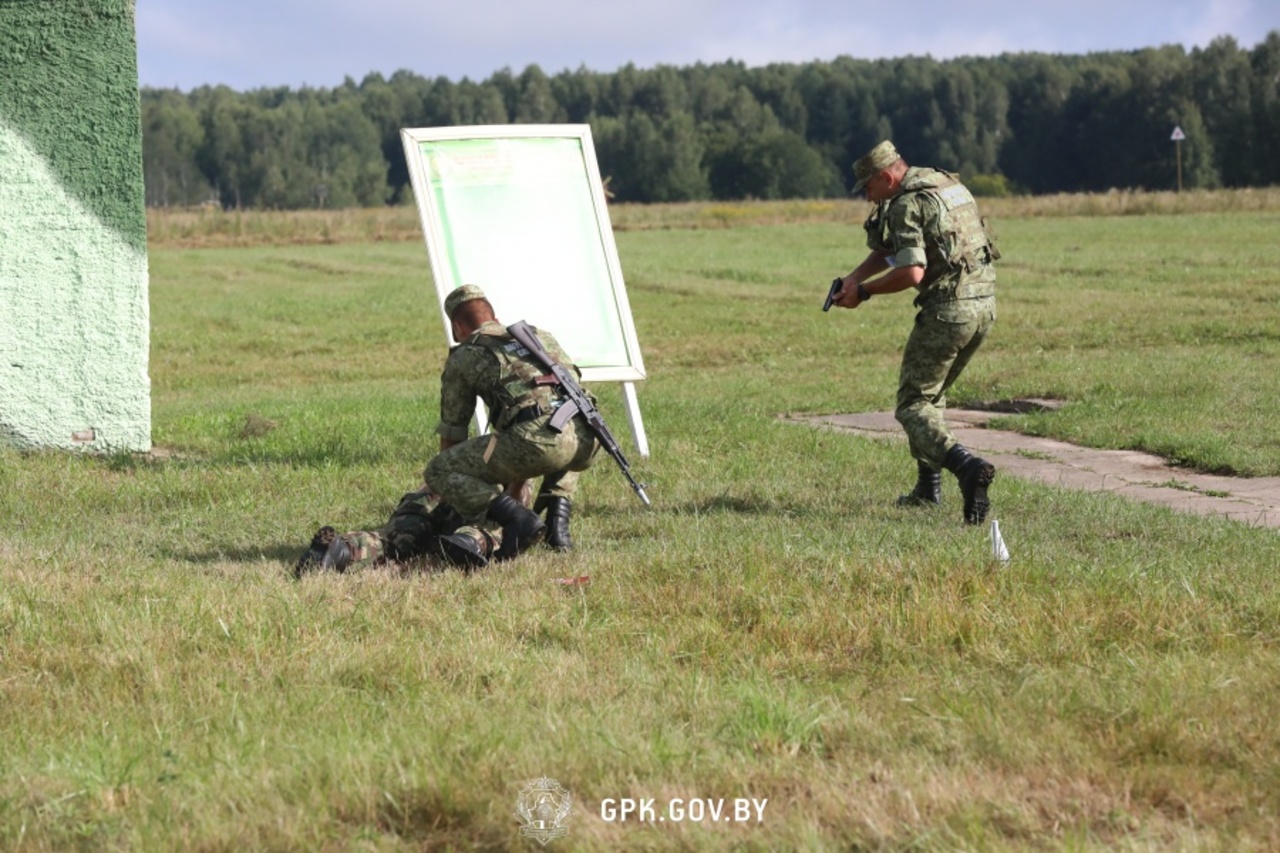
[401,124,649,457]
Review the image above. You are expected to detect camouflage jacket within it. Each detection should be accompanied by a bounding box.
[435,320,581,442]
[863,166,998,305]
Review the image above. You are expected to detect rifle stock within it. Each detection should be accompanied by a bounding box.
[507,321,651,507]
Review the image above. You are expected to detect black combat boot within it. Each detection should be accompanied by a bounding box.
[943,444,996,525]
[434,533,489,570]
[294,526,337,578]
[896,462,942,508]
[542,497,573,551]
[487,494,546,561]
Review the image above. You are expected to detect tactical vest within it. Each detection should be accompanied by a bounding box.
[866,167,999,301]
[466,326,561,429]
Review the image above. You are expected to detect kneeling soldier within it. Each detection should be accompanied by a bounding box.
[425,285,599,566]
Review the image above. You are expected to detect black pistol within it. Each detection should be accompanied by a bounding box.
[822,277,842,312]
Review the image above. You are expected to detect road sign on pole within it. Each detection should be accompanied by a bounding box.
[1171,126,1185,192]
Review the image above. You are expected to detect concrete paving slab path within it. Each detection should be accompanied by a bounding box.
[795,407,1280,530]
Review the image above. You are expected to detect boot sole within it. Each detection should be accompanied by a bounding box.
[963,463,996,525]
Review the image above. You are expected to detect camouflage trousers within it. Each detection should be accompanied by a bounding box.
[333,487,499,572]
[895,296,996,469]
[425,414,599,524]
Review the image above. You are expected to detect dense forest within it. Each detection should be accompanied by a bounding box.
[140,32,1280,208]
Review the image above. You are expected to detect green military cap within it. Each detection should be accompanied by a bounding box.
[444,284,486,319]
[851,140,901,193]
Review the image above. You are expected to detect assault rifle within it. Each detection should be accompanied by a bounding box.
[822,277,843,312]
[507,321,652,507]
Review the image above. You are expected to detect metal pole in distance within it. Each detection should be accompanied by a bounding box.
[1170,125,1186,192]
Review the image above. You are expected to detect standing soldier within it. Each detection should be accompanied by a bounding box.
[831,141,1000,525]
[425,285,599,567]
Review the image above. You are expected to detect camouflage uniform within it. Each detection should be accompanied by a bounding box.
[425,320,598,527]
[295,487,501,576]
[864,166,999,470]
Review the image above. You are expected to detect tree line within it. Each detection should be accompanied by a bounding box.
[140,32,1280,208]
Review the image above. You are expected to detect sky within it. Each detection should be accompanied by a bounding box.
[136,0,1280,91]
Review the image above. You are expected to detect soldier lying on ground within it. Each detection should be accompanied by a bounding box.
[292,484,506,578]
[295,283,605,577]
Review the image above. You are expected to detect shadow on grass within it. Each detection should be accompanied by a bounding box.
[681,494,784,515]
[587,494,809,517]
[166,543,301,566]
[957,396,1066,414]
[212,446,396,468]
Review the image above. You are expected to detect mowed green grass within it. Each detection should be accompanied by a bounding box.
[2,208,1279,850]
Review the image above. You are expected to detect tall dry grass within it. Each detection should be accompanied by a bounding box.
[146,187,1280,249]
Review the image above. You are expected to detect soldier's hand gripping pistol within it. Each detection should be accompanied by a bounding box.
[822,277,843,312]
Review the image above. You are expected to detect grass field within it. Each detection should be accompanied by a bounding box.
[3,196,1280,850]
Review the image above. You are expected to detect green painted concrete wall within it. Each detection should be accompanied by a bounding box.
[0,0,151,452]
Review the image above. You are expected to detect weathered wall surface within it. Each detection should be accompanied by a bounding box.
[0,0,151,452]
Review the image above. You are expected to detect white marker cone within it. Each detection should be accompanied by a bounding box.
[990,519,1010,563]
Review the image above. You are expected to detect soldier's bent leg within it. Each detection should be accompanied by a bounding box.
[895,298,995,468]
[425,423,590,523]
[535,469,580,505]
[424,437,507,522]
[531,420,598,551]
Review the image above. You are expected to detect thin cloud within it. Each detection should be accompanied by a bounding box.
[135,0,1280,90]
